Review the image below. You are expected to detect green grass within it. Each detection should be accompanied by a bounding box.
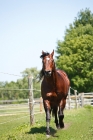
[0,104,40,115]
[0,106,93,140]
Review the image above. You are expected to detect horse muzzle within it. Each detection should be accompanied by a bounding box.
[44,70,52,77]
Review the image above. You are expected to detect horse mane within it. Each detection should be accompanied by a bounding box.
[40,52,50,58]
[38,69,44,81]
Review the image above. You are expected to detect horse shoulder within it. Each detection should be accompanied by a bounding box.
[56,69,70,86]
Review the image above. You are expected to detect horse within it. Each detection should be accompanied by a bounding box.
[39,50,70,136]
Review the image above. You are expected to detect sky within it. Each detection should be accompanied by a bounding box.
[0,0,93,82]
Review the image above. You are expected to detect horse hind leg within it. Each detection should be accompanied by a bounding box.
[52,107,60,129]
[59,113,64,128]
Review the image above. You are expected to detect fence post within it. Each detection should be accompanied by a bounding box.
[74,90,78,109]
[81,93,84,107]
[28,76,34,125]
[68,87,71,109]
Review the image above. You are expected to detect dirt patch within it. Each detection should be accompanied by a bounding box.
[63,123,71,130]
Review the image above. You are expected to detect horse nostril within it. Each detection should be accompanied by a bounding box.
[48,71,51,74]
[45,70,50,73]
[44,70,52,76]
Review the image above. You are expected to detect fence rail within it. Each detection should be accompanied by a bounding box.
[0,75,93,126]
[0,92,93,126]
[0,92,93,113]
[0,98,44,115]
[66,92,93,109]
[0,99,29,104]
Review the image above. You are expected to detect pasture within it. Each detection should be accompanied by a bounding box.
[0,105,93,140]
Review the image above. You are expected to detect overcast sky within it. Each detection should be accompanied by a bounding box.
[0,0,93,82]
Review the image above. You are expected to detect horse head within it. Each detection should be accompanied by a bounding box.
[40,50,55,77]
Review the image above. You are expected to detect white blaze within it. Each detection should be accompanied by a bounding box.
[46,57,50,60]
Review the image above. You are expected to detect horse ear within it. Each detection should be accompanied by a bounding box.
[42,50,44,54]
[51,49,54,57]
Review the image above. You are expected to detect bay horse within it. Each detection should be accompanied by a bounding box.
[39,50,70,136]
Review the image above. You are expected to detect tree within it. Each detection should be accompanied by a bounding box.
[0,67,41,100]
[0,82,6,99]
[21,67,39,78]
[4,81,18,99]
[56,8,93,92]
[18,67,41,98]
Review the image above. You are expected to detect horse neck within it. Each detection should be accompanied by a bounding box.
[52,69,58,83]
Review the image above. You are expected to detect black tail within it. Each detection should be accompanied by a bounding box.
[52,108,57,117]
[52,109,55,117]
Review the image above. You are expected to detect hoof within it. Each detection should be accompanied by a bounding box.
[60,123,64,128]
[46,135,50,138]
[46,129,50,136]
[56,124,60,129]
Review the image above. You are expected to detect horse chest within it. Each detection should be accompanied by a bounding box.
[41,82,63,99]
[46,92,57,98]
[45,91,63,103]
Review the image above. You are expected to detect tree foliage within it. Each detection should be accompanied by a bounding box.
[0,67,41,100]
[56,8,93,92]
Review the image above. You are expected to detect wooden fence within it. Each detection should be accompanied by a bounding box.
[0,77,93,126]
[0,93,93,111]
[0,92,93,126]
[66,92,93,109]
[36,92,93,110]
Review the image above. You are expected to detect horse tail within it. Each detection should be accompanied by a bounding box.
[52,109,55,117]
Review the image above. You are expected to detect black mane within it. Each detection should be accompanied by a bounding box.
[40,52,50,58]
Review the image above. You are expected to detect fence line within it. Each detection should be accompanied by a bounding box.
[0,88,29,90]
[0,73,93,126]
[0,87,92,110]
[0,72,22,77]
[66,92,93,109]
[0,93,92,111]
[0,99,44,125]
[0,88,41,91]
[0,94,93,125]
[70,87,75,91]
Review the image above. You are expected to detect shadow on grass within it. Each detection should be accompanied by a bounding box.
[27,126,58,137]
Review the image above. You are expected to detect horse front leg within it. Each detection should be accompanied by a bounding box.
[58,99,66,128]
[46,109,51,136]
[43,100,51,136]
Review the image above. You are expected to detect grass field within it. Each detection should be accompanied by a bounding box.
[0,105,93,140]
